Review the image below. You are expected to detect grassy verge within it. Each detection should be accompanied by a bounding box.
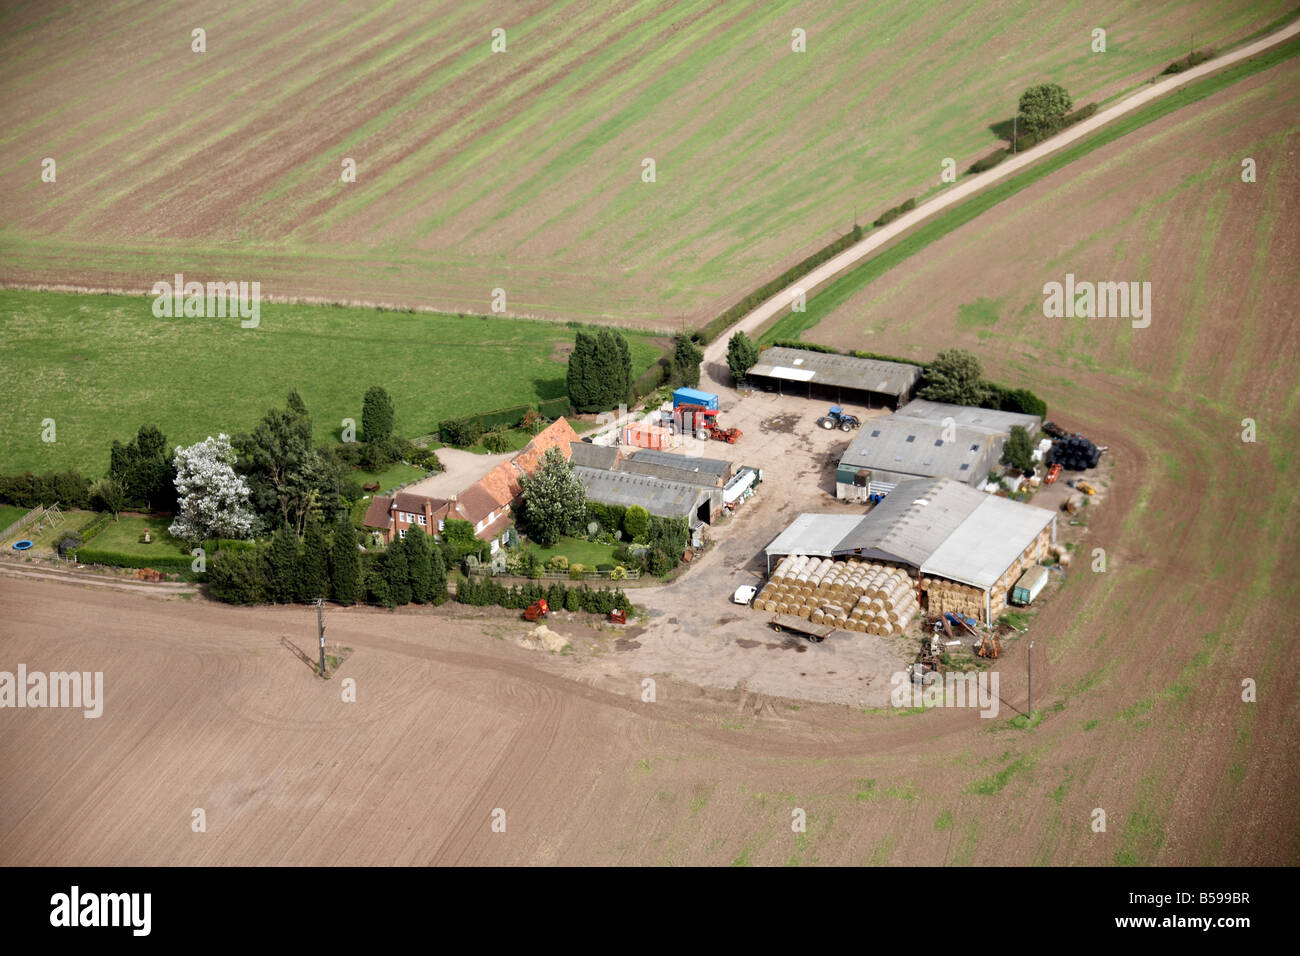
[758,33,1300,345]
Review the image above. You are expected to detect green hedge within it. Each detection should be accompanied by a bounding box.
[872,196,919,228]
[697,224,865,344]
[768,339,838,354]
[537,396,571,419]
[849,349,928,368]
[77,511,113,544]
[72,548,193,573]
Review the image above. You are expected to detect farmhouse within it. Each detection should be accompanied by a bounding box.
[364,417,579,551]
[746,347,922,409]
[764,477,1056,623]
[836,399,1041,500]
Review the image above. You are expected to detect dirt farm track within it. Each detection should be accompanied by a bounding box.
[1,560,1296,865]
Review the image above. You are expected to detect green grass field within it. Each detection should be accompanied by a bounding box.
[86,514,189,557]
[0,1,1289,324]
[0,289,663,474]
[0,503,32,531]
[525,536,620,568]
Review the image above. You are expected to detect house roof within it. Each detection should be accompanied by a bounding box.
[392,492,445,516]
[456,482,504,524]
[573,466,709,518]
[748,347,922,398]
[362,496,394,529]
[477,460,521,508]
[475,509,513,543]
[621,448,731,478]
[513,417,579,477]
[569,441,621,470]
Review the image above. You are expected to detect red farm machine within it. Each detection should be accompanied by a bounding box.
[671,404,742,444]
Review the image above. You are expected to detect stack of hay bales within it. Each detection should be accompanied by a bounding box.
[753,556,920,636]
[919,577,985,621]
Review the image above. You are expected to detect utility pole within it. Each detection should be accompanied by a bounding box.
[315,598,327,678]
[1027,640,1034,720]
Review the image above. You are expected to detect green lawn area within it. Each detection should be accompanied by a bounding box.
[86,514,190,557]
[524,536,620,568]
[0,504,33,532]
[0,289,665,474]
[4,508,97,553]
[352,461,428,493]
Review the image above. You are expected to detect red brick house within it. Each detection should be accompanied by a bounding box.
[362,417,580,551]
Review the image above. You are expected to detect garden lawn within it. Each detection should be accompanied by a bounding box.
[525,536,620,569]
[86,514,190,557]
[352,462,429,494]
[0,504,33,532]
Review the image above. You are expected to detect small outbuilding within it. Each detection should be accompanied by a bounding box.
[745,347,922,409]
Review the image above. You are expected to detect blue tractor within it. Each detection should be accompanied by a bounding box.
[816,405,860,432]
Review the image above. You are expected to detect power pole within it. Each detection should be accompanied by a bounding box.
[1027,640,1034,720]
[315,598,327,678]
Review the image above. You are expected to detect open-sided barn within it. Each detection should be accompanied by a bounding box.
[746,347,922,409]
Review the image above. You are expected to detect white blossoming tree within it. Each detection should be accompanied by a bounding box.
[169,434,255,546]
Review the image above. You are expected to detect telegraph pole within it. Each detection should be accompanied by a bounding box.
[1027,640,1034,719]
[315,598,327,678]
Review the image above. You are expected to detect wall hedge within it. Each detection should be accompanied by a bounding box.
[72,548,193,573]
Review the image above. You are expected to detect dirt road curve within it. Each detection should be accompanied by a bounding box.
[700,19,1300,375]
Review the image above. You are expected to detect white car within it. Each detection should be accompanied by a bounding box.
[732,585,758,605]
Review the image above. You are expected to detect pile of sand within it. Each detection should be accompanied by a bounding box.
[518,625,570,653]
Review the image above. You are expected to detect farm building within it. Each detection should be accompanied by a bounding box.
[746,347,922,409]
[764,478,1056,624]
[615,448,734,487]
[568,441,622,470]
[836,400,1041,500]
[573,466,721,526]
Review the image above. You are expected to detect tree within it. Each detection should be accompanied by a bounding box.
[919,349,990,406]
[330,516,361,605]
[297,517,331,602]
[565,331,599,412]
[670,334,704,388]
[403,525,434,603]
[387,543,412,606]
[622,504,650,542]
[169,435,256,546]
[209,548,267,605]
[1018,83,1073,138]
[265,528,300,603]
[236,393,336,537]
[441,518,481,558]
[362,386,395,443]
[726,331,760,384]
[429,543,448,603]
[1001,425,1035,473]
[90,476,128,517]
[519,447,586,547]
[109,424,176,511]
[612,331,634,405]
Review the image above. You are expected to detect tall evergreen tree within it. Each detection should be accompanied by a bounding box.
[593,329,634,408]
[614,331,633,405]
[387,544,412,606]
[109,424,176,511]
[429,543,448,604]
[726,331,760,384]
[297,516,331,602]
[566,331,598,411]
[330,516,361,606]
[670,334,704,388]
[403,525,434,603]
[265,528,300,604]
[362,386,396,442]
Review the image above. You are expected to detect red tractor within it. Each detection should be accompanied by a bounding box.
[673,404,742,443]
[523,599,549,622]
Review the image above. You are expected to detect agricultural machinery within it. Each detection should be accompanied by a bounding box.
[816,405,860,432]
[671,404,742,443]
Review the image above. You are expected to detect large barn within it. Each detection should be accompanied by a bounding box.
[836,399,1042,500]
[745,347,922,409]
[765,477,1056,623]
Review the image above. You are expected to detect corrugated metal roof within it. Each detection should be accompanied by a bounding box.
[623,448,731,477]
[748,347,922,397]
[765,513,866,559]
[568,442,621,470]
[833,478,984,565]
[839,418,997,482]
[893,399,1042,432]
[574,466,709,518]
[921,496,1055,590]
[616,459,721,486]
